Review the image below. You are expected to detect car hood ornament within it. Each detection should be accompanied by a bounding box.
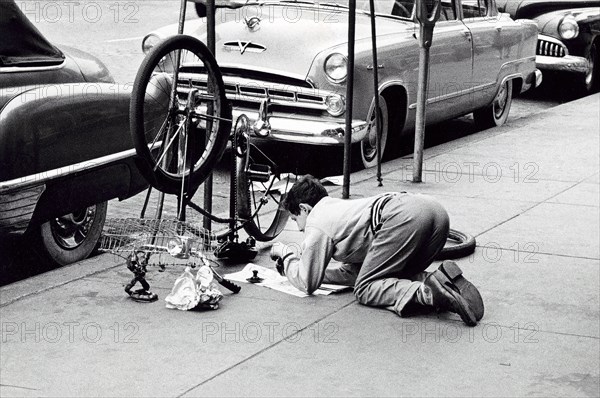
[244,16,261,31]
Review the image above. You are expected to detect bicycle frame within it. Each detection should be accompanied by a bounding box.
[116,0,290,300]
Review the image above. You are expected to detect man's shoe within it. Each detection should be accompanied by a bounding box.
[422,269,477,326]
[438,261,484,321]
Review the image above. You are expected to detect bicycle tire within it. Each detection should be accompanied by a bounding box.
[236,142,290,242]
[130,35,231,195]
[436,228,476,260]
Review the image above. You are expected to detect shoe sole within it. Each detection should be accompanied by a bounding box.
[429,272,478,326]
[440,261,484,321]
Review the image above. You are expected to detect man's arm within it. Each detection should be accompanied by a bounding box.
[323,262,361,286]
[282,228,333,294]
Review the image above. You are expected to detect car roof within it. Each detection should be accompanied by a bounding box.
[497,0,600,19]
[0,0,64,67]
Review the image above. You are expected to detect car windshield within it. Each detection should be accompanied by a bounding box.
[0,0,64,67]
[224,0,413,16]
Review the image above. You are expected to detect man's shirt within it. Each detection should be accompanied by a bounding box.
[284,193,397,294]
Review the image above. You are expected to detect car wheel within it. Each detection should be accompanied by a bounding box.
[473,79,513,129]
[360,95,389,169]
[34,202,108,266]
[580,41,599,94]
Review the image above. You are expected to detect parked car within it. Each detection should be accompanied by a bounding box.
[0,0,146,265]
[497,0,600,94]
[143,0,541,168]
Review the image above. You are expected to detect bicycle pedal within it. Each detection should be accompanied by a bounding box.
[214,241,257,262]
[247,163,271,182]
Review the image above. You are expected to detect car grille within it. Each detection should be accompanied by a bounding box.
[177,70,330,114]
[537,38,566,58]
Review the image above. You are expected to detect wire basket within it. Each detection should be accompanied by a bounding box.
[99,218,218,265]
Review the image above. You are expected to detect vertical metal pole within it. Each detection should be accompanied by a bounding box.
[152,0,189,221]
[343,0,356,199]
[229,130,237,241]
[177,0,187,34]
[140,186,152,218]
[368,0,382,187]
[413,0,440,182]
[412,45,429,182]
[203,0,216,230]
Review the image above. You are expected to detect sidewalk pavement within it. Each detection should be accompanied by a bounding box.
[1,94,598,397]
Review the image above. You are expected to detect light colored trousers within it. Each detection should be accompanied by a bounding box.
[323,194,449,316]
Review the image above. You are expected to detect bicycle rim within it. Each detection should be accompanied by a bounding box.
[236,148,290,242]
[130,35,231,195]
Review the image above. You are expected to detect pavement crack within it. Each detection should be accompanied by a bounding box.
[176,299,357,397]
[475,244,599,261]
[0,264,122,308]
[0,383,39,391]
[475,177,593,239]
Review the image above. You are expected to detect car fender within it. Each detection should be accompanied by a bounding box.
[0,82,133,183]
[60,45,115,84]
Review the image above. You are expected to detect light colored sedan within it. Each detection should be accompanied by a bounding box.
[144,0,541,168]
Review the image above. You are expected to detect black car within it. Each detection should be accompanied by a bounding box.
[497,0,600,94]
[0,0,146,265]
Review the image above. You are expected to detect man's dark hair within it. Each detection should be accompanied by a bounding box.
[284,175,328,215]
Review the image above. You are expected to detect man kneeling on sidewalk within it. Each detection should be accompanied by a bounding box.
[271,175,484,326]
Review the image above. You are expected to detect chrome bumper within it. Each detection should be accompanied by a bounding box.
[230,108,369,145]
[536,55,589,74]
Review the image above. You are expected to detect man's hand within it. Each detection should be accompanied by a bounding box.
[271,242,297,276]
[270,242,288,261]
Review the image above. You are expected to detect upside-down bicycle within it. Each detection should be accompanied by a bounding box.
[101,0,475,301]
[99,1,292,300]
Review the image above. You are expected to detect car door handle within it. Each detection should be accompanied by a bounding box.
[462,29,471,41]
[495,24,503,32]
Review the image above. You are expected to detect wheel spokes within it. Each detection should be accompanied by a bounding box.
[153,118,186,171]
[131,35,232,195]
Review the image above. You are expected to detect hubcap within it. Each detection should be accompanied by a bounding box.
[493,83,508,119]
[363,117,379,161]
[362,100,386,163]
[585,46,596,87]
[50,206,97,250]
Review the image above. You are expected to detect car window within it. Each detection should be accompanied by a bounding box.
[388,0,456,20]
[461,0,487,19]
[0,0,64,67]
[439,0,456,21]
[346,0,396,14]
[391,0,414,18]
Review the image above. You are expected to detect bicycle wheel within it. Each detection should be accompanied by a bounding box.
[130,35,231,195]
[235,117,290,241]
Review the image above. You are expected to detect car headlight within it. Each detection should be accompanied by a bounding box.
[324,53,347,83]
[142,34,161,54]
[558,16,579,40]
[325,94,346,116]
